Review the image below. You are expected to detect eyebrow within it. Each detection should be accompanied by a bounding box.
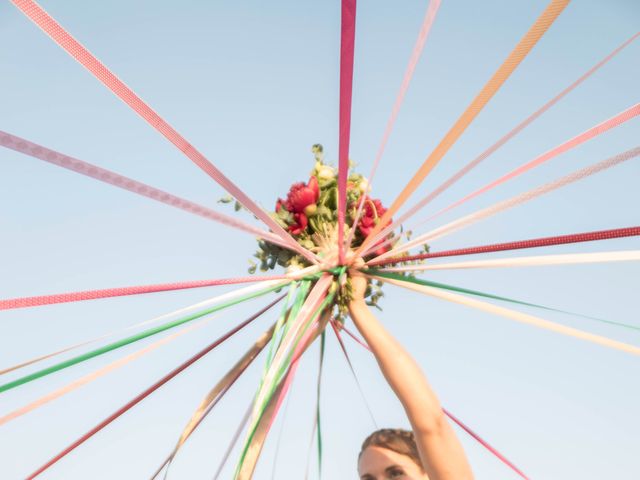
[385,465,404,473]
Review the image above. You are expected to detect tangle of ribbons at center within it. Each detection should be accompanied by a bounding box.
[2,0,640,479]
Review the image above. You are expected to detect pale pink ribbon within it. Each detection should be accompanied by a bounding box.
[373,145,640,262]
[366,32,640,247]
[377,275,640,356]
[0,130,286,248]
[346,0,441,250]
[11,0,317,263]
[0,317,211,426]
[381,250,640,273]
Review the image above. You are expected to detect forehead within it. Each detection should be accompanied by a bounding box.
[358,445,420,477]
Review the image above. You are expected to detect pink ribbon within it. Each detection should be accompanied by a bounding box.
[11,0,317,263]
[365,32,640,248]
[346,0,441,250]
[0,130,287,247]
[338,0,357,263]
[0,274,290,311]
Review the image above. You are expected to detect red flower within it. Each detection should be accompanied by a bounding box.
[275,198,286,212]
[358,197,390,237]
[288,212,308,235]
[372,239,391,257]
[286,176,319,213]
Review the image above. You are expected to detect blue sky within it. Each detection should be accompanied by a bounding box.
[1,1,639,479]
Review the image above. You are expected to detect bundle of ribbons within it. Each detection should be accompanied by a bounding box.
[3,0,640,478]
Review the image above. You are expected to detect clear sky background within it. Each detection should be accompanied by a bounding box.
[1,1,639,479]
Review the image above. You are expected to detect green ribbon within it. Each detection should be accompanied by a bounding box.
[369,269,640,332]
[0,282,287,394]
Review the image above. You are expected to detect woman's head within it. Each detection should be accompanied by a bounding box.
[358,429,428,480]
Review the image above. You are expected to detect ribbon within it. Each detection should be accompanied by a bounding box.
[151,321,279,478]
[338,0,357,263]
[338,312,528,479]
[419,102,640,227]
[235,301,332,480]
[378,275,640,356]
[346,0,441,250]
[25,296,283,479]
[380,250,640,272]
[0,283,287,393]
[0,273,302,311]
[369,226,640,266]
[11,0,318,263]
[0,317,212,427]
[368,270,640,332]
[374,145,640,261]
[0,131,285,248]
[367,31,640,243]
[356,0,571,254]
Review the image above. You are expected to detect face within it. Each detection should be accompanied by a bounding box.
[358,446,429,480]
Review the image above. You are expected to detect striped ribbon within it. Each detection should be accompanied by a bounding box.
[356,0,571,255]
[374,146,640,262]
[25,297,282,479]
[338,0,357,263]
[369,226,640,266]
[378,275,640,356]
[0,317,212,427]
[367,31,640,245]
[346,0,441,250]
[381,250,640,272]
[0,131,285,248]
[11,0,317,263]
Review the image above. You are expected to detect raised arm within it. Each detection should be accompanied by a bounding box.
[348,264,473,480]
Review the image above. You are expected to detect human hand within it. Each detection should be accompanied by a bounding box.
[348,257,368,306]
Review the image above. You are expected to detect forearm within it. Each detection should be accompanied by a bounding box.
[348,299,443,432]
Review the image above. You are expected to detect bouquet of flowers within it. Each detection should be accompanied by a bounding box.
[222,144,425,316]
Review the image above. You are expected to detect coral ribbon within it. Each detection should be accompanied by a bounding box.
[338,0,357,263]
[356,0,571,254]
[11,0,317,263]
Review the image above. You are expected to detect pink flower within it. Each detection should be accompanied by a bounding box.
[288,212,308,235]
[286,176,319,214]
